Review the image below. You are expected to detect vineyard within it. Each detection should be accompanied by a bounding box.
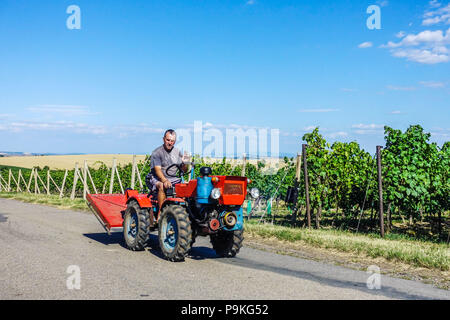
[1,125,449,242]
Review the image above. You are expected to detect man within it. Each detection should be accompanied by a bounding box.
[146,129,190,210]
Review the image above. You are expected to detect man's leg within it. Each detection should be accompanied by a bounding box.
[156,181,166,211]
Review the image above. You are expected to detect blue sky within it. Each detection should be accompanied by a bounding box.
[0,0,449,156]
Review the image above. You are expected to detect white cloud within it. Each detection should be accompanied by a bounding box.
[0,120,166,137]
[340,88,357,92]
[422,3,450,25]
[386,85,417,91]
[390,110,403,114]
[299,108,340,113]
[246,0,256,5]
[429,0,442,9]
[377,0,389,7]
[396,31,406,38]
[27,105,99,116]
[358,41,373,48]
[352,124,384,129]
[327,131,348,138]
[419,80,446,87]
[381,18,450,64]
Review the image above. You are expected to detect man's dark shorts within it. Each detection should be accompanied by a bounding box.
[145,173,181,193]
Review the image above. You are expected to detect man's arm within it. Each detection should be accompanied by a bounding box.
[154,166,172,188]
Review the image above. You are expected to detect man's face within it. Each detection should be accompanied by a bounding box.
[163,133,176,150]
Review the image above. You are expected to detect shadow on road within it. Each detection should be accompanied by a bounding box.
[216,255,438,300]
[82,232,220,261]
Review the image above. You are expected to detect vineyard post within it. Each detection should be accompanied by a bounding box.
[18,169,25,192]
[71,163,79,200]
[8,169,12,192]
[241,153,246,177]
[48,171,61,195]
[34,169,39,194]
[83,160,88,200]
[27,168,34,193]
[131,155,136,189]
[86,165,98,194]
[47,170,50,195]
[303,144,311,228]
[109,158,116,194]
[59,169,68,198]
[135,163,143,190]
[291,153,302,225]
[115,164,124,194]
[376,146,385,238]
[12,170,21,193]
[36,170,48,194]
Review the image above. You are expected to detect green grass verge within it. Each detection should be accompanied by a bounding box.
[1,192,448,271]
[0,192,88,211]
[245,220,449,271]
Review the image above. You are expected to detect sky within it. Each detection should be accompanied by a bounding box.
[0,0,449,157]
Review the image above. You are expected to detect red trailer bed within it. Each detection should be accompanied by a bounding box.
[86,194,126,234]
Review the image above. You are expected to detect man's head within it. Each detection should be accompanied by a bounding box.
[163,129,176,151]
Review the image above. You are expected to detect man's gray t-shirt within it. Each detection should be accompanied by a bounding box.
[150,145,183,184]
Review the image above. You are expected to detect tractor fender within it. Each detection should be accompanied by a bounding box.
[126,193,153,209]
[160,198,187,211]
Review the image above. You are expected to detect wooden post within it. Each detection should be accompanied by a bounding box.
[18,170,24,192]
[27,168,34,193]
[35,170,48,194]
[34,170,39,194]
[11,170,21,193]
[109,158,116,194]
[241,153,247,177]
[71,163,79,200]
[303,144,311,228]
[376,146,385,238]
[131,155,136,189]
[86,166,98,194]
[295,153,302,181]
[83,160,88,200]
[115,165,124,194]
[290,153,302,225]
[8,169,12,192]
[48,172,61,195]
[59,169,68,198]
[102,170,109,194]
[46,170,50,195]
[135,163,143,190]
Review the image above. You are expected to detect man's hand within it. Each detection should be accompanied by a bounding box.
[182,151,191,164]
[163,179,172,189]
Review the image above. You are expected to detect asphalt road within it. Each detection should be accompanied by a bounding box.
[0,198,448,300]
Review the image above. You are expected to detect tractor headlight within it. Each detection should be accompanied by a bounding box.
[210,188,221,200]
[250,187,260,199]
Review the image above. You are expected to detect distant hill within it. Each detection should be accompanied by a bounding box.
[0,152,86,157]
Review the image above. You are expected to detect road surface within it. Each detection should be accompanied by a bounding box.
[0,198,448,300]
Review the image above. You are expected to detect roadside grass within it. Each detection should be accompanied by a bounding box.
[245,220,450,271]
[0,192,88,211]
[1,192,448,271]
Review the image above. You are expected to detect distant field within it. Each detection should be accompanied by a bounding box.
[0,154,147,169]
[0,154,284,170]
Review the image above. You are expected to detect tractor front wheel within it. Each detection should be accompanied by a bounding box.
[158,205,192,262]
[123,200,150,251]
[210,228,244,258]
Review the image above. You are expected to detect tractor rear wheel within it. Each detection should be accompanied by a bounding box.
[158,205,192,262]
[210,228,244,257]
[123,200,150,251]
